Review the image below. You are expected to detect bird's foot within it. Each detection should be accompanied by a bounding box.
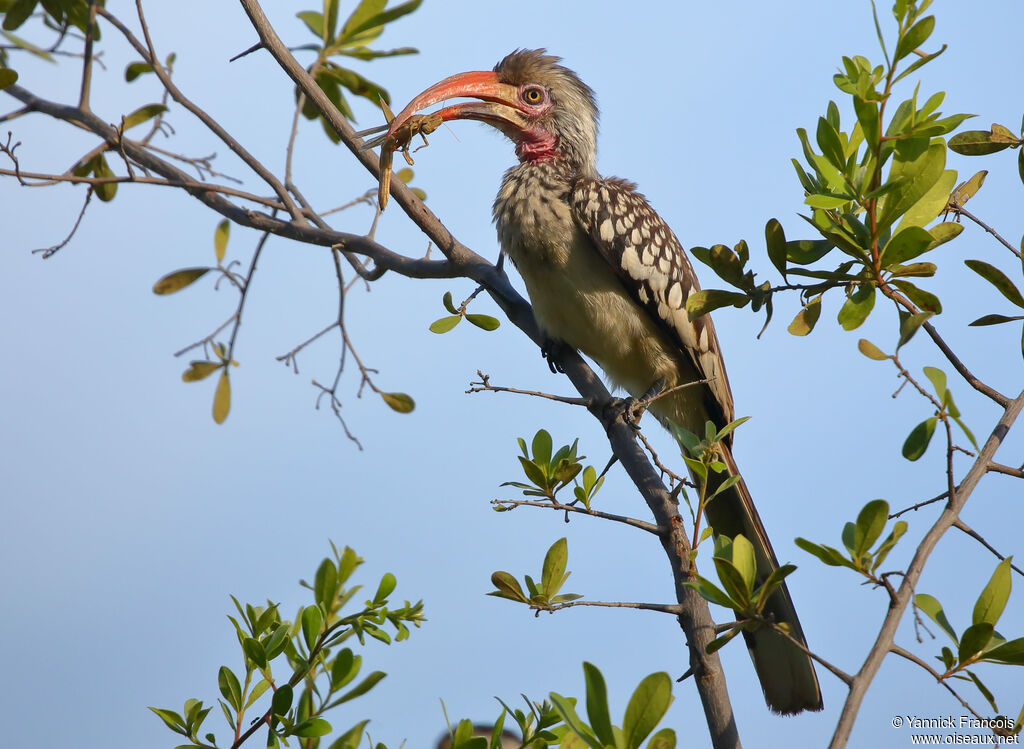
[541,337,567,374]
[606,379,666,430]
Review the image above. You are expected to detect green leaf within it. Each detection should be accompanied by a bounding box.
[973,557,1013,626]
[2,0,38,31]
[0,67,18,89]
[582,662,614,747]
[314,558,339,610]
[622,672,672,749]
[787,296,822,336]
[984,637,1024,665]
[891,280,942,314]
[242,637,266,669]
[795,538,856,569]
[297,10,325,39]
[915,593,958,643]
[871,520,908,572]
[925,221,963,250]
[341,0,422,42]
[549,693,602,749]
[271,685,293,718]
[949,170,988,207]
[730,534,757,591]
[380,391,415,413]
[218,667,242,711]
[532,429,552,465]
[429,315,461,333]
[442,290,458,314]
[881,226,935,266]
[646,728,676,749]
[958,622,995,664]
[853,500,889,558]
[293,718,333,738]
[153,268,209,294]
[149,707,188,735]
[466,313,500,331]
[125,61,153,82]
[853,94,880,148]
[488,571,528,603]
[328,719,370,749]
[685,289,749,319]
[878,142,946,230]
[373,572,396,603]
[805,193,854,209]
[969,313,1024,326]
[923,366,947,400]
[897,310,933,349]
[902,417,936,460]
[895,15,934,60]
[182,361,222,383]
[541,538,568,596]
[213,371,231,424]
[949,130,1011,156]
[335,671,386,704]
[301,605,323,650]
[965,259,1024,309]
[838,285,875,331]
[786,238,832,265]
[965,670,999,714]
[214,220,229,264]
[713,557,751,607]
[857,338,889,360]
[765,218,788,278]
[121,103,167,130]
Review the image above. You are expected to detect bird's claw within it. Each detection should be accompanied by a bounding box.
[541,338,566,374]
[605,395,646,431]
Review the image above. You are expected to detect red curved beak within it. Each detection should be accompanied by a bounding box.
[385,70,527,140]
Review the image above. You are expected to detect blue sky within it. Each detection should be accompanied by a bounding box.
[2,1,1023,747]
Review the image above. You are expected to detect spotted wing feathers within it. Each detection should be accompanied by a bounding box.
[570,176,734,425]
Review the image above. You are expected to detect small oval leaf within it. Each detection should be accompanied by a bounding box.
[466,313,500,331]
[214,220,229,263]
[154,268,209,295]
[213,371,231,424]
[380,391,415,413]
[429,315,461,334]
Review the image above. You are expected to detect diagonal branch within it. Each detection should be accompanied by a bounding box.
[828,389,1024,749]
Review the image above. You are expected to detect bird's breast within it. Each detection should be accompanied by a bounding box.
[493,164,697,420]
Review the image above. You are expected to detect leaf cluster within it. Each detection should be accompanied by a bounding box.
[149,542,424,749]
[915,558,1024,716]
[686,534,796,654]
[500,429,603,507]
[686,1,987,348]
[475,664,675,749]
[488,537,583,609]
[796,499,907,582]
[429,289,501,334]
[294,0,421,142]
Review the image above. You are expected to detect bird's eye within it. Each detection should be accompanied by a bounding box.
[522,87,545,105]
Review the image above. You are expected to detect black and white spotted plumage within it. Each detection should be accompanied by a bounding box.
[571,176,734,433]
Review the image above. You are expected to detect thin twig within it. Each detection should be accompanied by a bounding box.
[32,187,92,258]
[953,205,1022,260]
[889,645,986,721]
[952,518,1024,577]
[532,600,682,615]
[988,461,1024,479]
[98,5,304,221]
[490,498,663,535]
[467,372,589,406]
[890,487,954,519]
[770,622,854,686]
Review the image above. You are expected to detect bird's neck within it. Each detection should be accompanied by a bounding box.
[514,128,559,164]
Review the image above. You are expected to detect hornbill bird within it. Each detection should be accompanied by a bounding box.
[383,49,823,715]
